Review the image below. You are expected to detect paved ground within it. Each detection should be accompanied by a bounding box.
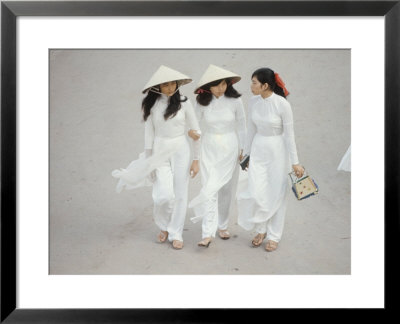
[49,49,350,274]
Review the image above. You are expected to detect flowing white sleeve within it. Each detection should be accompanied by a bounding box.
[280,99,300,165]
[194,101,204,128]
[185,100,201,160]
[244,98,257,156]
[235,98,247,151]
[144,114,155,158]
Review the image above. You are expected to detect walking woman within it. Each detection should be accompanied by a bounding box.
[237,68,304,252]
[188,64,246,247]
[112,65,201,250]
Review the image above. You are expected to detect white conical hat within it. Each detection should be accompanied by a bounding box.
[142,65,192,94]
[195,64,241,94]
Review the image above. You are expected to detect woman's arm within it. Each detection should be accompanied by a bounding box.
[281,99,304,177]
[188,102,203,141]
[185,100,201,161]
[243,97,258,156]
[235,98,247,159]
[280,99,299,165]
[144,115,155,158]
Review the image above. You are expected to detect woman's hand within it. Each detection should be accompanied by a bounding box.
[147,170,156,183]
[190,160,200,178]
[292,164,305,178]
[238,149,244,162]
[240,153,249,171]
[188,129,201,141]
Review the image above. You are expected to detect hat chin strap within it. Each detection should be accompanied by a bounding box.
[149,86,180,96]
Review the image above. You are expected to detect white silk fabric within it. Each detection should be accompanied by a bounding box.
[188,95,246,238]
[237,94,299,241]
[112,94,201,241]
[112,95,201,192]
[337,144,351,172]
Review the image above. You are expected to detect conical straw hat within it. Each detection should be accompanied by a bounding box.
[142,65,192,94]
[195,64,241,94]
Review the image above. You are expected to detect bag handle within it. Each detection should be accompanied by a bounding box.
[288,168,307,184]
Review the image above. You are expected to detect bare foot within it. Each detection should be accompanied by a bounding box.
[198,237,212,247]
[251,233,266,247]
[172,240,183,250]
[157,231,168,243]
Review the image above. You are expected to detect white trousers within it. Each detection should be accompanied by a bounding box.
[189,130,240,239]
[152,135,191,242]
[253,195,288,242]
[237,134,289,243]
[201,168,238,238]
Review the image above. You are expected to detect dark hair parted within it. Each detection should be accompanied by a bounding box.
[142,85,188,121]
[196,78,241,106]
[252,68,287,98]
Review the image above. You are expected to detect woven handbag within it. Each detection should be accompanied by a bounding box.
[289,169,319,200]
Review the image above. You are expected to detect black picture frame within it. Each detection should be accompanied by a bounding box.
[1,0,399,322]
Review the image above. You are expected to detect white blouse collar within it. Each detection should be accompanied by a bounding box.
[262,92,275,101]
[213,94,226,101]
[158,94,169,104]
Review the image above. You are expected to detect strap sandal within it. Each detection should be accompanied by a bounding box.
[172,240,183,250]
[218,229,230,240]
[197,238,212,248]
[265,240,278,252]
[157,231,168,243]
[251,233,266,247]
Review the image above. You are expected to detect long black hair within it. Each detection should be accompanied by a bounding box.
[251,68,287,98]
[196,78,241,106]
[142,82,187,121]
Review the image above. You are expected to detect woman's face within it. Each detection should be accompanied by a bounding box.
[251,76,268,95]
[159,81,177,97]
[210,79,227,98]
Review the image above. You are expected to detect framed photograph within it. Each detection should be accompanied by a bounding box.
[1,0,399,322]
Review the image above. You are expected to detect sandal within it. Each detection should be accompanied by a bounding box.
[157,230,168,243]
[251,233,266,247]
[265,240,278,252]
[172,240,183,250]
[198,237,212,248]
[218,229,230,240]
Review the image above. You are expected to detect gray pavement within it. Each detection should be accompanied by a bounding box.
[49,49,350,274]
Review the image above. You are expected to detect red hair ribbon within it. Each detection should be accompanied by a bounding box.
[197,88,211,94]
[274,73,290,97]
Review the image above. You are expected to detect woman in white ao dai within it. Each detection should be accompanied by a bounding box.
[112,66,201,250]
[188,65,246,247]
[237,68,304,252]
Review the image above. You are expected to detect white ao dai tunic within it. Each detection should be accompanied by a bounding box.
[237,93,299,242]
[189,95,246,238]
[113,95,200,242]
